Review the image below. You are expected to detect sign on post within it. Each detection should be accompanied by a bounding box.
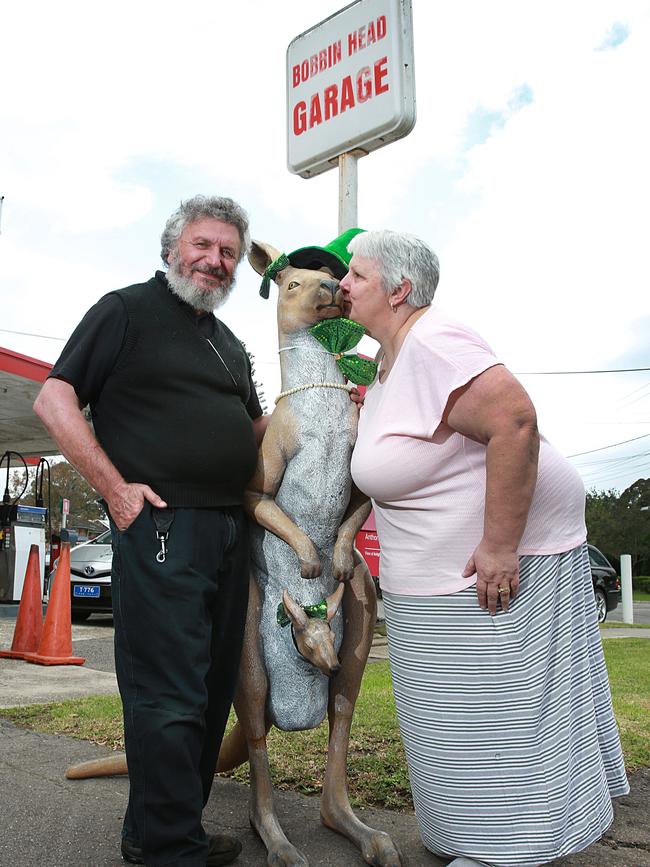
[287,0,416,179]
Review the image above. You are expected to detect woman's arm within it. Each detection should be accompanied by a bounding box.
[443,364,540,614]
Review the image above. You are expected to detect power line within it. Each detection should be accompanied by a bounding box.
[567,434,650,458]
[582,463,649,483]
[581,460,650,486]
[619,380,650,402]
[618,384,650,409]
[581,421,650,425]
[577,450,650,469]
[516,367,650,375]
[0,327,66,341]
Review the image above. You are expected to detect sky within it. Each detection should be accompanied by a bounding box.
[1,0,649,495]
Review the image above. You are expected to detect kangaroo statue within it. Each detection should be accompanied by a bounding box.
[215,236,400,867]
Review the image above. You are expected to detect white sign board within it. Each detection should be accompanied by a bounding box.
[287,0,415,178]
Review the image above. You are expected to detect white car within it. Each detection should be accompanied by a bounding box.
[67,529,113,621]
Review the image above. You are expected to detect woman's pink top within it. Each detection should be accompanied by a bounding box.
[351,306,587,596]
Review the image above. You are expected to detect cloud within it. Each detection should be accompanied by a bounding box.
[596,21,631,50]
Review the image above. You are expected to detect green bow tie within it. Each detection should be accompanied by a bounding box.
[277,598,328,628]
[309,318,378,386]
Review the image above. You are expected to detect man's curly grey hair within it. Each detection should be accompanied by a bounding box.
[160,195,251,266]
[347,230,440,307]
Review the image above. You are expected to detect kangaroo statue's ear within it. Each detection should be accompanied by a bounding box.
[248,240,281,276]
[282,588,309,631]
[249,240,287,299]
[325,582,345,623]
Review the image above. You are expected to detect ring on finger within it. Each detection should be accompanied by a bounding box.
[497,586,510,594]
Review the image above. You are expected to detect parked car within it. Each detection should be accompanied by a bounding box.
[50,529,113,621]
[588,544,621,624]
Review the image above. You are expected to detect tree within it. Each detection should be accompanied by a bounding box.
[9,460,105,533]
[617,478,650,575]
[586,478,650,575]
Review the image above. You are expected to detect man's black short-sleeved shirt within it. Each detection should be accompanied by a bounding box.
[50,277,262,421]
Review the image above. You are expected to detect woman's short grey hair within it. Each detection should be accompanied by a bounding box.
[160,195,251,265]
[347,230,440,307]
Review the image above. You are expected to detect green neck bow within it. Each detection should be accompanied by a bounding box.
[277,598,328,628]
[309,318,378,386]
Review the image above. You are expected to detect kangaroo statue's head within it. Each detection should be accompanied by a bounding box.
[249,239,347,339]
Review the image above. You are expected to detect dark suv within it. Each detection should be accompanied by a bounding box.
[588,544,621,624]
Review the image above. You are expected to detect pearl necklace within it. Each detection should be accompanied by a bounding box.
[275,382,352,404]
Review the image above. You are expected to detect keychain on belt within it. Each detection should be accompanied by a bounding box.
[153,508,175,563]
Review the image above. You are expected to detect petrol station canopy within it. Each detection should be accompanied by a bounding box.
[0,347,58,461]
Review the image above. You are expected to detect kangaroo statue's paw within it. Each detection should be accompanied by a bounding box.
[321,802,402,867]
[249,811,310,867]
[359,829,402,867]
[266,841,310,867]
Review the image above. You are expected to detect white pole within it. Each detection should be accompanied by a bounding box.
[620,554,633,624]
[338,151,368,233]
[0,196,4,234]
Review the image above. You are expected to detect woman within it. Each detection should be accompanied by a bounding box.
[340,230,628,867]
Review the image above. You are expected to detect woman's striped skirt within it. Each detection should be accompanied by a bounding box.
[382,543,629,867]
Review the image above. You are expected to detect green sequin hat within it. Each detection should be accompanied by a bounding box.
[288,227,365,279]
[259,227,365,298]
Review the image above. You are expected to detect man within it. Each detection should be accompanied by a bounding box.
[34,195,268,866]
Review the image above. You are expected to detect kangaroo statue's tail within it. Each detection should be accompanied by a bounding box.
[215,720,249,772]
[65,721,249,779]
[65,753,128,779]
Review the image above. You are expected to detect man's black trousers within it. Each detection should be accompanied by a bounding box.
[110,504,249,866]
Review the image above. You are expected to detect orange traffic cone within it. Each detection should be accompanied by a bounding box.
[23,542,85,666]
[0,544,44,660]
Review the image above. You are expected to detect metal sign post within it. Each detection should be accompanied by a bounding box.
[338,150,365,233]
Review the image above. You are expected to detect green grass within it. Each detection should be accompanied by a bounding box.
[601,639,650,770]
[633,576,650,602]
[224,662,411,809]
[1,694,124,746]
[1,641,648,809]
[601,621,650,629]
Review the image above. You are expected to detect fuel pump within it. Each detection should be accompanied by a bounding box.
[35,458,56,594]
[0,451,48,603]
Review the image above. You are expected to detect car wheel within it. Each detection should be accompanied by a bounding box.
[71,610,91,622]
[594,589,607,624]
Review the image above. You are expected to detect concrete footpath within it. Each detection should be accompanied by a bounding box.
[0,613,649,866]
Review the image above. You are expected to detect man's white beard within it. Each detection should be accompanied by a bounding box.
[166,259,235,312]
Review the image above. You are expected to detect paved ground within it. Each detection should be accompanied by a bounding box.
[0,609,649,865]
[608,600,650,626]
